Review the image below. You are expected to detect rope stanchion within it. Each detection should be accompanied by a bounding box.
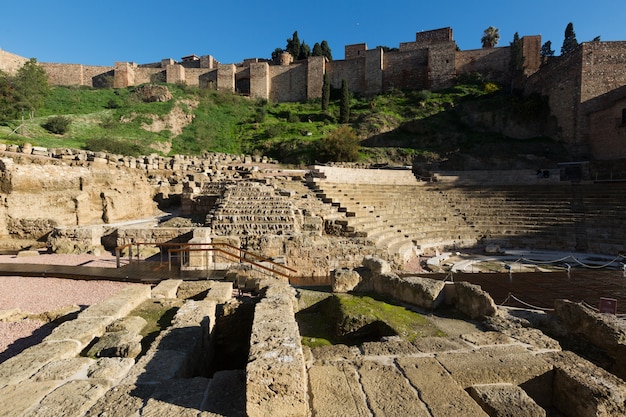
[581,301,600,312]
[499,293,511,307]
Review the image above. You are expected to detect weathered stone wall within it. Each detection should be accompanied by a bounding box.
[268,61,307,102]
[115,227,194,247]
[246,279,308,417]
[306,56,325,100]
[428,43,457,90]
[383,49,429,91]
[415,27,453,45]
[456,47,511,83]
[0,48,28,75]
[0,157,159,241]
[326,58,366,92]
[217,64,235,92]
[588,92,626,159]
[40,63,113,87]
[526,49,583,146]
[250,62,269,99]
[345,43,367,60]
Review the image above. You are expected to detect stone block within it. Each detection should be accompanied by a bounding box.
[368,272,447,310]
[0,381,60,417]
[86,331,143,358]
[308,363,370,416]
[541,350,626,417]
[205,281,233,303]
[44,317,109,348]
[358,360,431,416]
[554,299,626,357]
[397,357,489,417]
[86,357,135,380]
[83,384,156,417]
[79,285,151,321]
[436,345,553,408]
[141,377,211,417]
[106,316,147,334]
[29,357,93,382]
[0,340,83,386]
[362,255,391,275]
[177,281,213,300]
[454,281,498,319]
[247,288,308,417]
[360,338,420,356]
[331,267,362,293]
[468,383,546,417]
[310,344,359,362]
[152,279,183,299]
[23,379,112,417]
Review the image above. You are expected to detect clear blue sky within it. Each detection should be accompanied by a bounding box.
[1,0,624,66]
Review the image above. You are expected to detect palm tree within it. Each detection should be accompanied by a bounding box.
[481,26,500,48]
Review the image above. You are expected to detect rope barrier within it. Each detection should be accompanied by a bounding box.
[502,293,555,312]
[507,254,626,270]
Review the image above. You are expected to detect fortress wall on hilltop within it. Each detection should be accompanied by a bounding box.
[580,41,626,102]
[268,61,307,102]
[456,47,511,84]
[326,58,366,92]
[526,48,583,146]
[306,55,325,100]
[415,27,453,45]
[588,91,626,159]
[41,63,114,87]
[0,48,28,75]
[383,49,429,91]
[428,43,457,90]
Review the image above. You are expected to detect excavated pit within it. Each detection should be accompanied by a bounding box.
[208,298,256,376]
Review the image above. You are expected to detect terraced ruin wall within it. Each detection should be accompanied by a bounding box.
[0,157,159,244]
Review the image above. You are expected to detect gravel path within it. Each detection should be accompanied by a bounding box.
[0,252,145,363]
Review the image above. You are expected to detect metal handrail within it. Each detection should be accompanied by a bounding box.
[115,241,297,279]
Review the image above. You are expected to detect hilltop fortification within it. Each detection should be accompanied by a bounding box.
[3,27,626,160]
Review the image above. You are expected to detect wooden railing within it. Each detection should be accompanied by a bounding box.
[115,242,297,280]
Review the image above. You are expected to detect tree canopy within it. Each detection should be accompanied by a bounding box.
[540,40,555,64]
[561,22,579,55]
[481,26,500,48]
[509,32,524,73]
[0,58,50,122]
[274,31,332,61]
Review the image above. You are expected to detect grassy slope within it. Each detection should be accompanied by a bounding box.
[0,82,566,166]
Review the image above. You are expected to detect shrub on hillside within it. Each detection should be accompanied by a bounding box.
[41,115,71,134]
[85,137,149,156]
[316,125,360,162]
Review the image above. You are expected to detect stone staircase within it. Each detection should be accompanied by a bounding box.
[307,166,478,262]
[578,183,626,254]
[436,185,580,251]
[207,182,302,237]
[308,166,626,257]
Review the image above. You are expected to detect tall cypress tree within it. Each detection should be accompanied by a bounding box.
[322,74,330,112]
[561,22,579,55]
[312,43,323,57]
[509,32,524,73]
[320,40,333,61]
[286,31,301,60]
[339,79,350,124]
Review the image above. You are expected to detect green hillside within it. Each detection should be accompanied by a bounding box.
[0,80,568,169]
